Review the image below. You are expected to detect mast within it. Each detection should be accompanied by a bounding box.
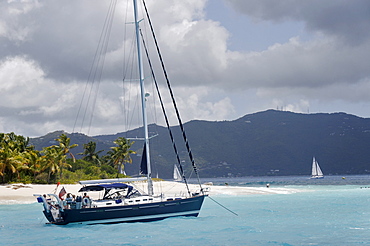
[133,0,153,195]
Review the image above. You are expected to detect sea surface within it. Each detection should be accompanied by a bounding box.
[1,175,370,245]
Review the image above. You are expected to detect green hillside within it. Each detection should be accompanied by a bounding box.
[30,110,370,178]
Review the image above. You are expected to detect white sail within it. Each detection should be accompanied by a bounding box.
[173,164,182,182]
[311,157,324,178]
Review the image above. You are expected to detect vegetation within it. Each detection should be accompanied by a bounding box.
[7,110,370,179]
[106,137,136,176]
[0,132,136,184]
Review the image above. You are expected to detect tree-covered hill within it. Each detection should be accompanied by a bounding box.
[30,110,370,178]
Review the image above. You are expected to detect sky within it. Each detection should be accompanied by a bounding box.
[1,0,370,137]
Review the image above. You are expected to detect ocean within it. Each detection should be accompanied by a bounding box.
[1,175,370,245]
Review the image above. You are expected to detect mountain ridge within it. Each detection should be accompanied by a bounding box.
[29,110,370,178]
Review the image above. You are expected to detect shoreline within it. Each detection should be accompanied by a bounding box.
[0,182,300,205]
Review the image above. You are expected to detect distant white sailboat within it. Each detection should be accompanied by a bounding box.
[173,164,182,182]
[311,157,324,179]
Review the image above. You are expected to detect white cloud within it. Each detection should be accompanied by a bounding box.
[0,56,45,106]
[7,0,42,15]
[1,0,370,137]
[0,0,41,42]
[166,86,235,122]
[225,0,370,44]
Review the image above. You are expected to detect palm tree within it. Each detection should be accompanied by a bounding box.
[0,132,38,183]
[13,133,33,152]
[55,134,78,161]
[0,145,25,183]
[41,146,70,183]
[79,141,103,165]
[53,134,77,179]
[22,150,43,179]
[108,137,136,176]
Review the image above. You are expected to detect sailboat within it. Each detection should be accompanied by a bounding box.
[311,157,324,179]
[34,0,207,225]
[173,164,182,182]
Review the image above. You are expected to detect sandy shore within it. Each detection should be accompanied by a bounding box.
[0,181,300,204]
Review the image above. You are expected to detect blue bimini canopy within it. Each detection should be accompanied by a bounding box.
[79,183,132,192]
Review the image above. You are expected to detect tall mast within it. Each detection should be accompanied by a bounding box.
[133,0,153,195]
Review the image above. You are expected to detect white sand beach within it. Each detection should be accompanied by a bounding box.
[0,181,300,205]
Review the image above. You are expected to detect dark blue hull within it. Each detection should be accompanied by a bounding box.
[44,195,206,225]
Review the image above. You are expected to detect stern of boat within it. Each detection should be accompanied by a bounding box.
[34,194,66,224]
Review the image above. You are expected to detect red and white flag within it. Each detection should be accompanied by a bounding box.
[58,186,66,199]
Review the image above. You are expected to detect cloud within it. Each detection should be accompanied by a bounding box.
[168,86,235,122]
[230,36,370,89]
[0,56,45,106]
[1,0,370,137]
[225,0,370,45]
[0,0,41,42]
[218,0,370,114]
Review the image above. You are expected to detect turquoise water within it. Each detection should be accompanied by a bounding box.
[1,177,370,245]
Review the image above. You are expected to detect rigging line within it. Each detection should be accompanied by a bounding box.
[121,0,128,137]
[73,0,117,134]
[141,0,204,193]
[88,0,117,133]
[73,0,115,133]
[208,196,238,216]
[122,0,130,79]
[122,0,137,134]
[123,32,137,132]
[140,29,191,196]
[138,0,157,131]
[87,0,117,135]
[123,29,143,133]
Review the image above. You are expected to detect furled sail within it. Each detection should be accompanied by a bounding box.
[140,144,147,175]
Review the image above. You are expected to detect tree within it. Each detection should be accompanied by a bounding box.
[41,133,77,183]
[51,134,77,180]
[22,150,44,179]
[0,133,33,183]
[41,146,70,183]
[107,137,136,176]
[55,134,78,162]
[0,145,25,183]
[79,141,103,165]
